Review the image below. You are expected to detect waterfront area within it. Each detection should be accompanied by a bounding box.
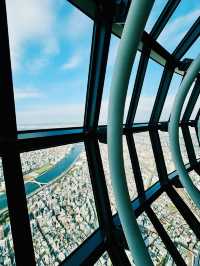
[0,130,199,265]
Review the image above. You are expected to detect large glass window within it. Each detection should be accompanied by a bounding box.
[20,144,98,264]
[6,0,93,130]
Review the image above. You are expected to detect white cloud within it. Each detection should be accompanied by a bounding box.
[62,53,82,70]
[14,88,43,100]
[16,103,84,129]
[42,38,60,55]
[65,9,92,40]
[5,0,59,71]
[158,9,200,45]
[26,57,49,73]
[16,89,198,128]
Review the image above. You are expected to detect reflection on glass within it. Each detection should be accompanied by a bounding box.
[0,159,16,266]
[20,144,98,264]
[152,192,200,264]
[134,132,158,189]
[99,137,138,214]
[6,0,93,129]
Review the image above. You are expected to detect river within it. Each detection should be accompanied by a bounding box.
[0,144,82,211]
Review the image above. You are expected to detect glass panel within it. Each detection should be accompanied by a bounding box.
[137,212,173,265]
[157,0,200,53]
[99,137,138,214]
[124,52,140,123]
[99,35,119,125]
[159,73,182,122]
[152,192,200,264]
[134,59,163,123]
[145,0,168,33]
[158,131,175,173]
[159,129,191,174]
[174,185,200,223]
[20,144,98,264]
[6,0,93,130]
[182,36,200,59]
[134,132,158,190]
[99,35,140,125]
[94,251,112,266]
[0,159,16,265]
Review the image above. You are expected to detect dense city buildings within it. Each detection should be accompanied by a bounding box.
[0,130,199,265]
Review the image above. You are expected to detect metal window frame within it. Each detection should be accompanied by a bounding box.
[1,0,200,265]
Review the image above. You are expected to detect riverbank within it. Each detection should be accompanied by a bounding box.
[0,144,83,213]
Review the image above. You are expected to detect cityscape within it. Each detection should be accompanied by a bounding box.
[0,130,199,265]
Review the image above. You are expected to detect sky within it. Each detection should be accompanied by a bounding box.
[5,0,200,129]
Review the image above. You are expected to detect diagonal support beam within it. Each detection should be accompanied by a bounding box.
[173,17,200,60]
[150,0,181,40]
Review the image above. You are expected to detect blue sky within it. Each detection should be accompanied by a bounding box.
[5,0,200,129]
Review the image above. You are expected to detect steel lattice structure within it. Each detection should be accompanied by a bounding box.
[0,0,200,265]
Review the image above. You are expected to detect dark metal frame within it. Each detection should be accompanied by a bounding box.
[1,0,200,265]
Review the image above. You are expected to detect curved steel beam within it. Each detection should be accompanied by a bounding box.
[107,0,154,265]
[169,54,200,209]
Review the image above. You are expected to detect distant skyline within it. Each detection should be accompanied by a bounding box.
[5,0,200,129]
